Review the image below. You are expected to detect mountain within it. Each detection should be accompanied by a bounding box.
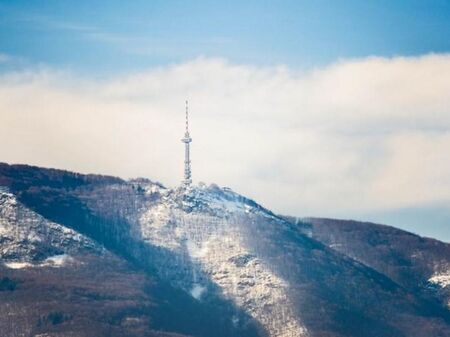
[1,163,449,337]
[0,164,261,337]
[292,217,450,310]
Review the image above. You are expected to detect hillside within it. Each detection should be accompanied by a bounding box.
[297,217,450,310]
[1,163,449,337]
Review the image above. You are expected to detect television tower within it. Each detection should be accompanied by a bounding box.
[182,100,192,186]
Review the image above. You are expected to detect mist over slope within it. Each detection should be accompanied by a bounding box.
[0,163,449,337]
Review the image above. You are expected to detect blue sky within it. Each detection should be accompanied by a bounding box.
[2,1,450,73]
[0,1,450,242]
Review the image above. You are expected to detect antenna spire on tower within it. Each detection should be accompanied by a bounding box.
[181,100,192,187]
[185,100,189,133]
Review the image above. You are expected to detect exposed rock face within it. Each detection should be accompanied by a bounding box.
[1,163,450,337]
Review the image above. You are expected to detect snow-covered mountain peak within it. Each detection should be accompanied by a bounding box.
[138,183,308,337]
[153,183,280,224]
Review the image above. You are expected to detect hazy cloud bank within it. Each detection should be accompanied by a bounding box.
[0,54,449,221]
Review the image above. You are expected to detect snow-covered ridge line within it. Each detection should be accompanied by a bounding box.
[138,182,308,337]
[174,183,286,222]
[0,190,102,263]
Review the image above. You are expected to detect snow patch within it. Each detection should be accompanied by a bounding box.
[429,271,450,288]
[0,224,7,236]
[186,238,210,259]
[4,255,75,269]
[4,261,33,269]
[146,184,164,195]
[43,254,74,267]
[27,232,42,242]
[190,284,206,300]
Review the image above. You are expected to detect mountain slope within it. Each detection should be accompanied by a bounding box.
[1,163,450,337]
[0,189,101,264]
[0,165,262,337]
[297,217,450,310]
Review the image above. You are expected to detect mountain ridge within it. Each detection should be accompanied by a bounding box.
[297,216,450,311]
[1,162,449,337]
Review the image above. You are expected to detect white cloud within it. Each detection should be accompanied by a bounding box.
[0,54,449,217]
